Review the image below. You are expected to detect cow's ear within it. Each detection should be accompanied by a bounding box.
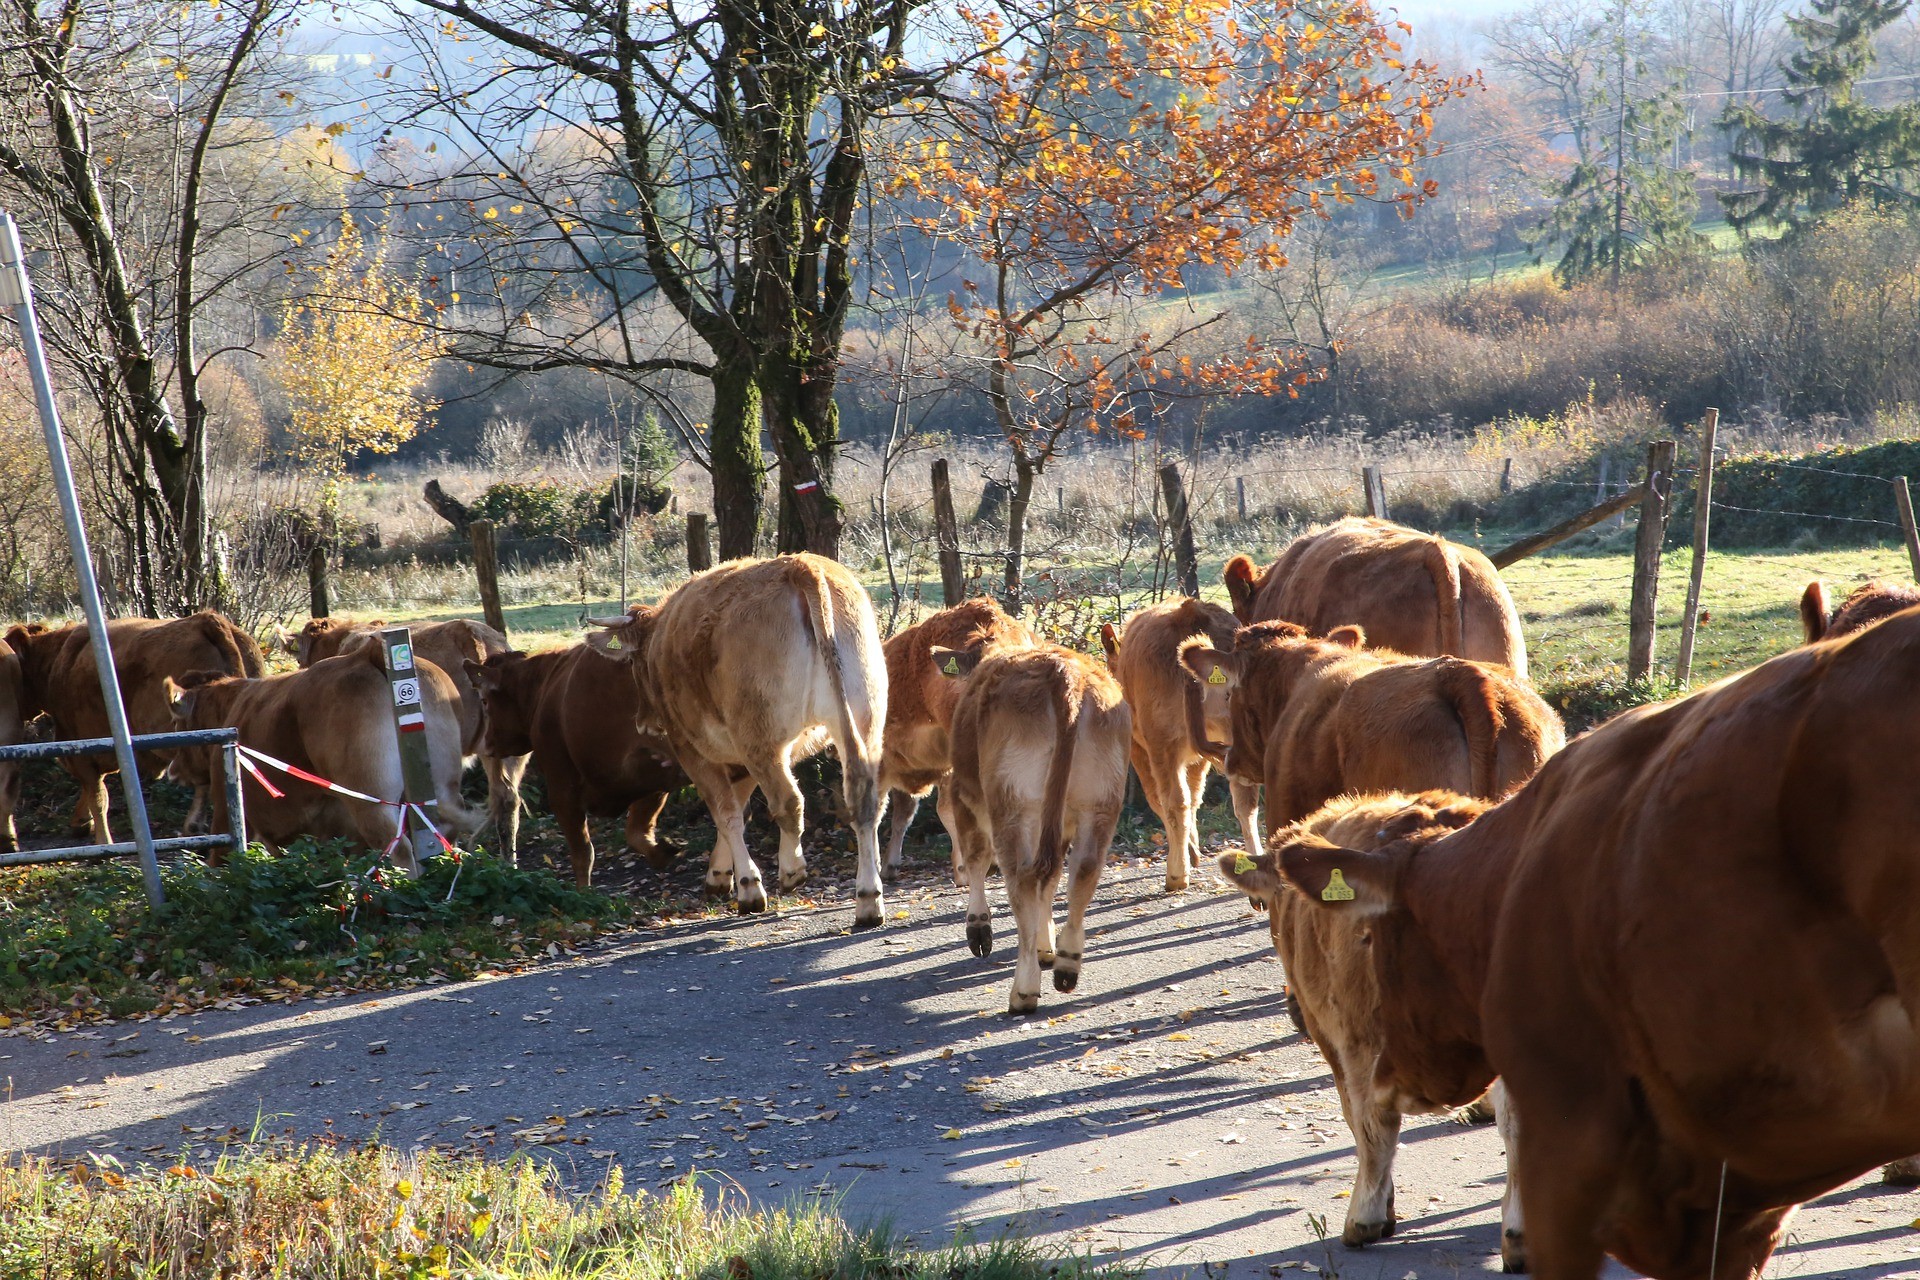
[1327,625,1366,649]
[1178,639,1237,688]
[1278,842,1396,916]
[1098,622,1119,667]
[585,621,638,662]
[1216,848,1283,901]
[929,646,982,679]
[463,658,492,686]
[163,677,196,721]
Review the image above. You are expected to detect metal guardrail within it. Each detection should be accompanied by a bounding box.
[0,727,248,874]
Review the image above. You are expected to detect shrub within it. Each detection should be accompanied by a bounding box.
[467,479,603,539]
[0,842,631,1022]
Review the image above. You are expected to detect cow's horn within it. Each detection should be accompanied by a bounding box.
[585,615,630,627]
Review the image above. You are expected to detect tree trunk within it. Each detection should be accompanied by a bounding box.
[1002,452,1040,614]
[709,356,765,561]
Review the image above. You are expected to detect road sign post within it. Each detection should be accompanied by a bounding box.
[379,626,441,874]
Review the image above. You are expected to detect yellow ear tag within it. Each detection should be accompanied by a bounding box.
[1232,852,1256,875]
[1207,666,1227,686]
[605,636,621,651]
[942,656,960,676]
[1321,869,1356,902]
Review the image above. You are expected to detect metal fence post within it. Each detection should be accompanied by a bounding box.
[379,626,441,875]
[1895,477,1920,584]
[1674,409,1718,686]
[0,212,164,907]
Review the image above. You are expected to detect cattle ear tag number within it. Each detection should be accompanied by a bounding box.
[942,656,960,676]
[1233,852,1256,875]
[605,635,621,651]
[1322,869,1357,902]
[1207,666,1227,686]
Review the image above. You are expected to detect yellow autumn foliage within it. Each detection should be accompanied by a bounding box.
[276,212,446,502]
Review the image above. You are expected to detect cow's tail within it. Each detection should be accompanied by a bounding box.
[792,559,877,772]
[1437,658,1505,798]
[198,612,258,679]
[1425,539,1464,657]
[1034,655,1083,883]
[1800,580,1831,643]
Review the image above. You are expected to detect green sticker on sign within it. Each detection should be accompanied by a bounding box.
[1321,869,1356,902]
[1232,852,1256,875]
[943,656,960,675]
[1207,666,1227,685]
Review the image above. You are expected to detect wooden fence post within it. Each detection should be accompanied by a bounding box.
[1499,457,1513,494]
[1362,465,1386,518]
[686,512,713,573]
[1158,462,1200,597]
[1627,440,1676,683]
[1674,409,1719,686]
[1896,477,1920,583]
[378,625,442,875]
[931,459,964,606]
[468,519,507,640]
[1236,475,1248,521]
[307,546,330,619]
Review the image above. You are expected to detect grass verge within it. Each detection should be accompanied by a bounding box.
[0,843,635,1029]
[0,1144,1138,1280]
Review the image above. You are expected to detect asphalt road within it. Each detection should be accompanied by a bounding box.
[3,855,1916,1279]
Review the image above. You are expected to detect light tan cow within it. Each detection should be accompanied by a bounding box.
[1220,791,1526,1270]
[1181,621,1563,835]
[586,554,890,925]
[3,612,265,843]
[1099,597,1260,890]
[879,598,1037,883]
[1225,517,1527,677]
[284,616,528,857]
[940,643,1131,1015]
[164,643,482,870]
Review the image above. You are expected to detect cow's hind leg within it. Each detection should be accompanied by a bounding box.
[935,786,968,888]
[548,777,597,887]
[745,748,811,898]
[996,814,1046,1015]
[683,756,756,908]
[842,752,885,929]
[1181,760,1210,870]
[1490,1080,1527,1273]
[882,788,916,882]
[485,751,529,864]
[954,798,995,957]
[1053,807,1117,994]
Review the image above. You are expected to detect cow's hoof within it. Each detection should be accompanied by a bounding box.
[737,882,768,915]
[1007,990,1040,1016]
[1883,1157,1920,1186]
[0,836,15,856]
[779,865,810,894]
[851,892,883,930]
[1501,1230,1529,1273]
[1453,1096,1497,1125]
[966,920,993,958]
[881,862,900,884]
[1165,877,1189,894]
[638,841,680,871]
[1052,964,1080,994]
[1037,951,1055,971]
[1343,1218,1394,1248]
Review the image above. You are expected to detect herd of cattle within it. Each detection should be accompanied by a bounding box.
[0,514,1916,1279]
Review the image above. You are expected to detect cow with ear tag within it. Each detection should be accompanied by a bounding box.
[584,554,890,925]
[1219,790,1528,1272]
[936,641,1131,1015]
[1179,620,1561,839]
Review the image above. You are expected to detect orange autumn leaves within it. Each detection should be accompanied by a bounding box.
[897,0,1468,438]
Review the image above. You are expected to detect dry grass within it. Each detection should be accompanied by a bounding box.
[0,1144,1137,1279]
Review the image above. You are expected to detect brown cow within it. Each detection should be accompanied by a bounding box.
[164,643,482,869]
[286,616,528,857]
[1219,790,1526,1269]
[586,554,889,925]
[1798,577,1920,643]
[1225,517,1527,677]
[941,643,1131,1014]
[1099,598,1261,890]
[1180,622,1563,835]
[0,632,23,853]
[878,598,1037,884]
[3,612,264,843]
[1272,609,1920,1280]
[464,645,687,886]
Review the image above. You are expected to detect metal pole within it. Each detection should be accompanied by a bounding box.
[0,213,164,907]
